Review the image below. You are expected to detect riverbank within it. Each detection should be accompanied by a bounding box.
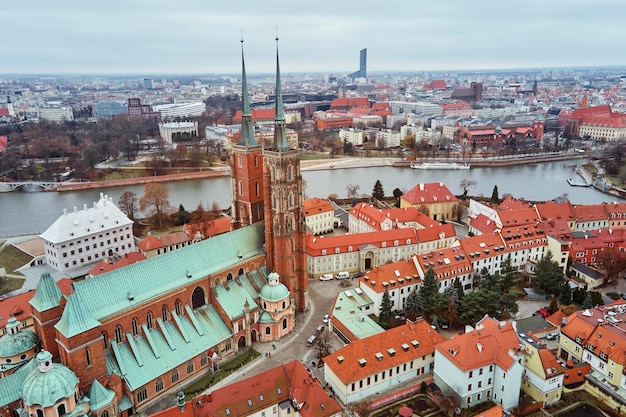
[56,168,229,192]
[393,152,585,168]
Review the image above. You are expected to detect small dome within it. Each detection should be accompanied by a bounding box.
[22,351,79,407]
[260,282,290,302]
[495,125,502,134]
[0,321,39,358]
[258,311,274,324]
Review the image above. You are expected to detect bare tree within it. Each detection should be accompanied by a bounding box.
[118,191,138,220]
[459,179,477,198]
[346,184,360,199]
[139,183,172,230]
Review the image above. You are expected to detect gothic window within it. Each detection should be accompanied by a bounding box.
[255,181,260,197]
[86,347,92,366]
[254,156,258,167]
[146,311,153,329]
[156,377,164,392]
[131,318,139,336]
[186,360,194,374]
[115,325,123,343]
[238,181,243,196]
[192,286,205,310]
[162,305,169,322]
[287,165,293,181]
[171,368,179,383]
[37,410,44,417]
[137,386,147,402]
[272,193,277,209]
[266,327,271,335]
[102,331,108,350]
[175,299,182,316]
[238,268,244,276]
[288,192,294,207]
[101,411,109,417]
[282,318,288,329]
[201,353,208,366]
[238,155,242,168]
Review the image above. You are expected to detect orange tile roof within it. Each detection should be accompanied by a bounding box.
[572,204,609,223]
[436,317,522,372]
[88,252,146,276]
[498,196,532,211]
[183,217,232,240]
[498,208,540,227]
[0,290,34,328]
[401,182,458,206]
[350,204,439,230]
[324,320,446,384]
[303,198,334,216]
[194,360,341,417]
[416,247,472,283]
[306,228,418,256]
[359,258,421,293]
[469,213,498,234]
[475,405,508,417]
[458,233,506,262]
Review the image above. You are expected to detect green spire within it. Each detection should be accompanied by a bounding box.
[239,38,256,147]
[273,35,289,151]
[87,379,115,411]
[29,273,62,312]
[55,294,100,338]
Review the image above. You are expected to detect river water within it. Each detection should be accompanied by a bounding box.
[0,160,618,237]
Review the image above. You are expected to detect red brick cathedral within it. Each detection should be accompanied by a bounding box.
[230,37,308,311]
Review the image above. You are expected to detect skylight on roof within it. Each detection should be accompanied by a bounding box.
[394,270,400,277]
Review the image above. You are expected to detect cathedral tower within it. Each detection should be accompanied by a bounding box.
[262,37,308,311]
[231,39,264,229]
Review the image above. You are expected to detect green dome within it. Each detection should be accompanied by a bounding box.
[259,282,290,302]
[0,318,40,357]
[495,125,502,134]
[22,351,79,407]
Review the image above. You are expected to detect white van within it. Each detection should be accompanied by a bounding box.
[320,274,333,281]
[335,271,350,280]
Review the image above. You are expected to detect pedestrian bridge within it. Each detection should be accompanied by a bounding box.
[0,181,67,192]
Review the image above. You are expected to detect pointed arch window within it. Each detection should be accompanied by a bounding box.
[146,311,153,329]
[254,155,258,167]
[238,155,243,168]
[137,386,147,403]
[287,165,294,181]
[86,347,92,366]
[101,411,109,417]
[201,352,208,366]
[37,410,44,417]
[175,299,182,316]
[255,181,260,197]
[162,305,169,322]
[238,180,243,196]
[102,331,109,350]
[186,360,194,375]
[115,325,123,343]
[171,368,179,383]
[192,286,205,310]
[282,318,288,329]
[131,318,139,336]
[155,377,164,392]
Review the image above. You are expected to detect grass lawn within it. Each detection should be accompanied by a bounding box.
[0,277,25,295]
[0,244,32,275]
[183,349,261,399]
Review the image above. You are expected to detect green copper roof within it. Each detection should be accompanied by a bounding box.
[29,273,63,312]
[332,288,383,340]
[259,282,290,302]
[258,311,274,324]
[72,222,265,322]
[87,379,115,411]
[109,304,231,390]
[0,356,36,406]
[22,351,79,407]
[55,294,101,338]
[214,274,262,320]
[0,321,40,357]
[272,37,289,151]
[239,39,256,147]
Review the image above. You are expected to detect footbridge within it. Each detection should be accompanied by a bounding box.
[0,181,67,192]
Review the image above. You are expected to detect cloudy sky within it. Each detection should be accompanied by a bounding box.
[3,0,625,75]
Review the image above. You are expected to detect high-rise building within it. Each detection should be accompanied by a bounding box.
[349,48,367,79]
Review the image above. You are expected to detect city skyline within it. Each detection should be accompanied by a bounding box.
[3,0,626,75]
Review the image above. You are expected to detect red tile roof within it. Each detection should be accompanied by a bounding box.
[535,201,575,223]
[324,320,446,384]
[88,252,146,276]
[194,360,341,417]
[306,228,418,256]
[572,204,609,223]
[183,217,232,240]
[401,183,458,206]
[436,317,522,372]
[469,213,499,234]
[330,97,369,109]
[302,198,334,216]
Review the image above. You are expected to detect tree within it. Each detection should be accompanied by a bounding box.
[595,246,626,286]
[404,289,420,318]
[118,191,138,220]
[139,183,172,230]
[459,179,477,199]
[499,257,517,293]
[418,269,445,318]
[582,292,594,309]
[372,180,385,199]
[558,281,572,305]
[458,291,488,325]
[379,289,393,329]
[532,252,565,295]
[490,185,499,203]
[548,297,559,314]
[346,184,360,200]
[392,188,403,198]
[175,204,191,226]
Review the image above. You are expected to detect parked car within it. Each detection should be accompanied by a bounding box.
[353,272,365,278]
[306,335,317,346]
[335,271,350,280]
[533,309,550,318]
[546,332,559,340]
[320,274,333,281]
[323,314,329,324]
[316,325,325,334]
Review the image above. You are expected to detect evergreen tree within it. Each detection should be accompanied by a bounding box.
[459,291,487,325]
[405,289,420,315]
[443,294,459,326]
[548,297,559,314]
[532,251,565,295]
[482,270,502,293]
[499,292,519,317]
[453,279,465,301]
[419,269,445,318]
[372,179,385,199]
[582,292,594,309]
[175,204,191,226]
[491,185,499,203]
[379,289,393,329]
[393,188,404,198]
[558,282,572,305]
[499,257,516,293]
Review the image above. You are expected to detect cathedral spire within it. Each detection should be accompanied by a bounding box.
[273,35,289,151]
[239,38,256,147]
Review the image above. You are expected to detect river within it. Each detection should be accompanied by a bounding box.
[0,160,618,237]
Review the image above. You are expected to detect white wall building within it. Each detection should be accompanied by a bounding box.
[339,128,365,147]
[38,106,74,122]
[153,101,205,120]
[158,121,198,144]
[40,193,135,272]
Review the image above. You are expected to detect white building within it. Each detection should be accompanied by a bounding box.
[38,106,74,122]
[302,198,335,235]
[153,101,205,120]
[373,129,401,148]
[388,101,443,116]
[434,316,525,411]
[158,121,198,144]
[339,128,365,147]
[40,193,135,272]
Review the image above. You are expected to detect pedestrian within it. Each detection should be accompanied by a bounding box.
[269,352,272,358]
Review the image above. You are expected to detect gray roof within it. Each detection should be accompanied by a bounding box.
[571,262,604,280]
[71,222,265,321]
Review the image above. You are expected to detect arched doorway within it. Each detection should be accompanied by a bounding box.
[237,335,246,350]
[251,329,257,342]
[191,286,205,310]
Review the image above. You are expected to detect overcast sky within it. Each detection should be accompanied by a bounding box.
[3,0,625,75]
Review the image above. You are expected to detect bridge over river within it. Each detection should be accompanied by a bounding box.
[0,181,71,192]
